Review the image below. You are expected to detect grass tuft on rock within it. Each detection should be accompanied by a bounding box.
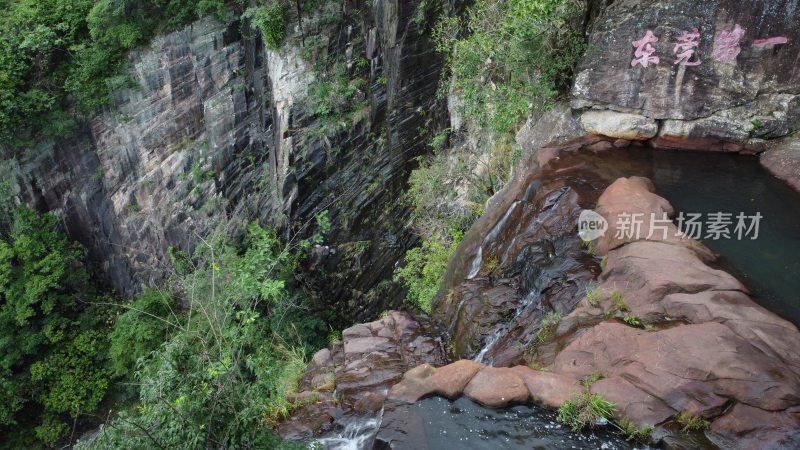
[676,411,711,432]
[557,391,616,432]
[617,418,655,442]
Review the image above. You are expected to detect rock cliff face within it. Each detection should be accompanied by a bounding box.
[6,1,460,324]
[573,0,800,151]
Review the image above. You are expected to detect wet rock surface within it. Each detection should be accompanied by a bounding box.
[277,311,449,441]
[420,142,800,449]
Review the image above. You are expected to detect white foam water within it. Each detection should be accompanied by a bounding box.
[314,409,384,450]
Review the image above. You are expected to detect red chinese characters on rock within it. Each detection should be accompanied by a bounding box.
[673,28,701,65]
[711,24,745,62]
[753,36,788,46]
[631,25,789,70]
[631,30,660,67]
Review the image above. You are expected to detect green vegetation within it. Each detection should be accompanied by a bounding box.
[557,391,616,432]
[582,372,604,386]
[478,255,499,277]
[395,228,463,314]
[525,311,563,356]
[676,411,711,432]
[106,289,175,379]
[611,290,628,312]
[583,239,596,256]
[308,62,369,136]
[558,372,655,443]
[243,2,289,50]
[0,203,328,448]
[76,221,327,449]
[622,314,642,327]
[434,0,586,137]
[398,0,587,314]
[0,0,243,149]
[526,361,550,372]
[0,206,111,447]
[406,149,484,237]
[585,285,601,307]
[617,418,654,442]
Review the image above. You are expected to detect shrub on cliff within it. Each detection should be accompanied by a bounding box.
[395,228,463,314]
[434,0,586,137]
[77,222,327,449]
[243,2,289,50]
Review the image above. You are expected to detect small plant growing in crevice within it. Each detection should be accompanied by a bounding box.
[585,285,601,307]
[327,329,342,346]
[583,239,596,256]
[526,311,563,355]
[600,255,608,271]
[582,372,604,387]
[557,391,616,432]
[611,290,629,312]
[617,418,655,442]
[526,362,550,372]
[478,255,499,276]
[623,314,642,327]
[676,411,711,432]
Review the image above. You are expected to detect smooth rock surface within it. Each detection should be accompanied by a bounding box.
[462,367,529,408]
[580,110,658,140]
[761,133,800,193]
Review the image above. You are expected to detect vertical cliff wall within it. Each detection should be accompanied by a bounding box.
[5,1,461,325]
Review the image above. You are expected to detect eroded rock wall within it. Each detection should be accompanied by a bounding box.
[6,1,461,324]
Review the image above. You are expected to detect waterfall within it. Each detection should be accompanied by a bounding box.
[314,408,384,450]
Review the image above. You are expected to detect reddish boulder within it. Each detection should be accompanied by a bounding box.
[388,360,486,403]
[590,377,675,427]
[595,240,746,316]
[709,403,800,450]
[553,322,800,415]
[510,366,579,408]
[594,177,713,260]
[463,367,529,407]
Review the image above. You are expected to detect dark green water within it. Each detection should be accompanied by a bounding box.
[644,150,800,326]
[413,396,636,450]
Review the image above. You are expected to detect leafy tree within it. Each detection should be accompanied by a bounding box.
[0,205,111,446]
